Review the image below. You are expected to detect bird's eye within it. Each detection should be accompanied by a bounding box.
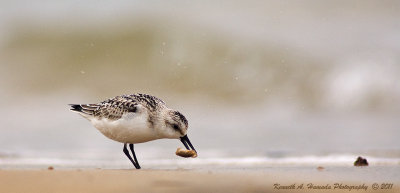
[128,106,137,113]
[172,124,180,131]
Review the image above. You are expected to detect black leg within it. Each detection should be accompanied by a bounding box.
[129,144,141,169]
[123,143,140,169]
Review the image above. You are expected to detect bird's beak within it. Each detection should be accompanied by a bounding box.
[180,135,197,153]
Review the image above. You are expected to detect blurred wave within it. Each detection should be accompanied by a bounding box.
[1,154,399,170]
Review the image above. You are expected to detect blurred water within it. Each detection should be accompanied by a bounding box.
[0,1,399,167]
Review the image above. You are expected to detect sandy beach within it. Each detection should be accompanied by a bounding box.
[0,166,398,193]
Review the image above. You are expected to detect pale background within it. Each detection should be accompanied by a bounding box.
[0,0,399,167]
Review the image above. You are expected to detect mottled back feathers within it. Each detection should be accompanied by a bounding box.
[69,94,166,120]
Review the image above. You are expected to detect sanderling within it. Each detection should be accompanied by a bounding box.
[69,93,196,169]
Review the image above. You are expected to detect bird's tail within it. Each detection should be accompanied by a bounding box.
[68,104,98,116]
[69,104,83,112]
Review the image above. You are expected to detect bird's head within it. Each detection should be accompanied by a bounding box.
[162,110,188,138]
[160,109,196,153]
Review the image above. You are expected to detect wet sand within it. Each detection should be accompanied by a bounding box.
[0,166,398,193]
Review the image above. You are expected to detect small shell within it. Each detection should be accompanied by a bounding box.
[176,147,197,158]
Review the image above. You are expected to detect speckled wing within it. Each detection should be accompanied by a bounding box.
[93,95,139,120]
[69,93,165,120]
[70,96,137,120]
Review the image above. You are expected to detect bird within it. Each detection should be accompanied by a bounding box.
[69,93,196,169]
